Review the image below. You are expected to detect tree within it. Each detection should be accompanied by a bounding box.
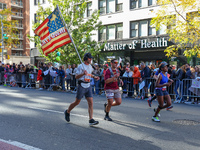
[151,0,200,58]
[0,8,19,55]
[30,0,103,64]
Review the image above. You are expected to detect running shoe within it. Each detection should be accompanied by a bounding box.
[154,108,161,117]
[147,99,152,107]
[104,103,107,113]
[104,115,113,121]
[64,110,70,122]
[152,116,160,122]
[89,119,99,126]
[166,105,173,110]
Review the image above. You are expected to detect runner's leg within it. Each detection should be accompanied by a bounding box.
[86,97,93,120]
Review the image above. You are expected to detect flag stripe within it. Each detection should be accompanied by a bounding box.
[38,26,49,37]
[40,30,50,41]
[42,36,70,52]
[44,39,71,56]
[42,32,70,50]
[34,19,49,35]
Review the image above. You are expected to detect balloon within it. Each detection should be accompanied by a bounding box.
[56,56,60,61]
[57,52,61,56]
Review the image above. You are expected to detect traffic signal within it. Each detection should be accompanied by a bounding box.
[3,34,8,39]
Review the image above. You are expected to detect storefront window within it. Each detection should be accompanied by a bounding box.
[107,25,115,40]
[130,22,138,37]
[106,0,115,13]
[139,21,148,36]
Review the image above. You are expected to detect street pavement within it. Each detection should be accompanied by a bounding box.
[0,86,200,150]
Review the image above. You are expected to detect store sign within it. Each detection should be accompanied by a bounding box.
[103,38,168,51]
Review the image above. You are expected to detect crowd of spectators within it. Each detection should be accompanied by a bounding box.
[0,60,200,103]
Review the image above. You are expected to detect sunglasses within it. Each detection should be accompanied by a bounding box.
[113,61,118,64]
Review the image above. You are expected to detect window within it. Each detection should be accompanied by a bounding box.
[148,20,156,36]
[99,0,106,15]
[130,22,138,37]
[84,2,92,17]
[34,13,38,23]
[107,25,115,40]
[131,19,167,37]
[0,3,6,9]
[116,0,123,12]
[130,0,137,9]
[34,0,45,5]
[139,0,148,8]
[157,24,167,35]
[116,24,123,39]
[148,0,156,6]
[130,0,157,9]
[99,0,123,15]
[99,27,106,41]
[139,20,148,36]
[106,0,115,13]
[99,23,123,41]
[34,0,38,5]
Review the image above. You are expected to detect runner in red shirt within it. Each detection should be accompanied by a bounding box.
[104,59,123,121]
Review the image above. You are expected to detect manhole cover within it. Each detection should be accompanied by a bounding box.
[173,119,200,125]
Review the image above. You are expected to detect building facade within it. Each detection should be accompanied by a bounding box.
[0,0,30,64]
[29,0,200,67]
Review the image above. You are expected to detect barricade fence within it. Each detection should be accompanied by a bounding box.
[0,72,199,103]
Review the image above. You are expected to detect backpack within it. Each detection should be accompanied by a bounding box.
[108,67,120,85]
[108,67,119,78]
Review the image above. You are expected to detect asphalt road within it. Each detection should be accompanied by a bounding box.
[0,86,200,150]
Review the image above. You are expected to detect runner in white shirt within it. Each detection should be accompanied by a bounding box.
[64,53,100,126]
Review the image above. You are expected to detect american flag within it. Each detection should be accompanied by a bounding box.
[34,7,71,56]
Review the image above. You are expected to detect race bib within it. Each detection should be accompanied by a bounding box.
[84,74,91,82]
[81,83,90,88]
[106,92,114,97]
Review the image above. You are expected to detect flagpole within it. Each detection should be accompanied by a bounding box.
[57,5,83,65]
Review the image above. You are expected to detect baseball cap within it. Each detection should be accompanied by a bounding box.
[94,63,98,66]
[84,53,93,59]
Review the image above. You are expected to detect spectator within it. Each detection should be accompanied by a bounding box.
[37,65,44,90]
[70,64,77,91]
[58,66,65,91]
[184,63,192,102]
[132,66,141,98]
[174,65,186,102]
[92,63,101,95]
[122,68,132,98]
[140,62,151,99]
[65,64,72,91]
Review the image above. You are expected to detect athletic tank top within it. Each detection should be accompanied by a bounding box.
[156,72,168,90]
[159,72,168,85]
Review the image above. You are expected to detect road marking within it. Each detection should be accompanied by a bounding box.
[27,106,104,120]
[0,139,42,150]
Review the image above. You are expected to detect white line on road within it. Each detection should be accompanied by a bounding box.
[0,138,42,150]
[27,106,104,120]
